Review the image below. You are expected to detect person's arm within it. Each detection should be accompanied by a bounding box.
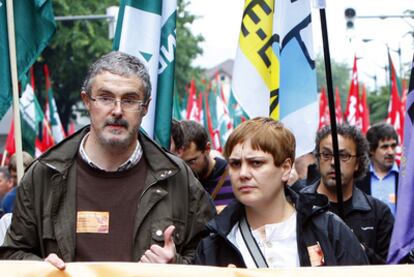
[174,167,215,264]
[176,189,215,264]
[140,225,176,263]
[139,161,215,265]
[0,167,42,260]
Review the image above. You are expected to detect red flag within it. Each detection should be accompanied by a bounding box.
[401,79,408,120]
[197,90,204,124]
[35,117,55,156]
[318,87,329,129]
[360,85,370,134]
[203,86,222,152]
[386,53,404,144]
[345,56,362,128]
[5,119,15,156]
[44,64,66,143]
[186,80,202,123]
[68,120,76,136]
[30,68,55,157]
[335,87,343,124]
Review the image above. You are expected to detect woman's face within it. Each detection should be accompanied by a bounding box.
[227,140,292,209]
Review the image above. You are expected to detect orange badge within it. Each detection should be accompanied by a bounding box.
[389,193,396,204]
[76,211,109,233]
[307,242,324,267]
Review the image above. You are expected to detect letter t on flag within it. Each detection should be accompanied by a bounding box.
[113,0,177,148]
[232,0,318,157]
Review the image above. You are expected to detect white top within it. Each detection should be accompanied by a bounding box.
[0,213,13,246]
[227,211,299,268]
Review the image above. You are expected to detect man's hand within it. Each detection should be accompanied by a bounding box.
[140,225,176,264]
[45,253,66,270]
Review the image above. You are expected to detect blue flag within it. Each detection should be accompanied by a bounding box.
[387,55,414,263]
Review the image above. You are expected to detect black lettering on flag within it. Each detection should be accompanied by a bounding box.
[258,34,279,68]
[281,14,315,69]
[270,88,279,112]
[241,0,272,37]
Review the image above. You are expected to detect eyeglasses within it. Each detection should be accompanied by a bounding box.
[89,95,145,112]
[185,151,205,166]
[318,152,357,162]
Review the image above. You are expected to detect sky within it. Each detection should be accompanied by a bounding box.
[188,0,414,90]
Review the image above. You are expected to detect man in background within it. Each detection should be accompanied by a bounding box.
[357,123,399,214]
[1,152,34,214]
[0,167,13,214]
[302,124,394,264]
[180,120,234,209]
[170,118,184,156]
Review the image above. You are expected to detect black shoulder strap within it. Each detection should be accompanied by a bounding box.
[238,215,269,268]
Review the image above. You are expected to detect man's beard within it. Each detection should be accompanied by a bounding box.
[98,118,134,148]
[198,154,210,180]
[321,174,342,193]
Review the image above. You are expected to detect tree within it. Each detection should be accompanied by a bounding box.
[42,0,117,130]
[175,0,205,97]
[367,85,389,124]
[316,54,351,111]
[40,0,203,130]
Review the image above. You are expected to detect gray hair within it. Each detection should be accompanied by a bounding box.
[82,51,152,102]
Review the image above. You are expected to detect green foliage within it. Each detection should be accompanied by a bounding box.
[43,0,117,129]
[316,54,351,110]
[40,0,203,129]
[175,0,204,96]
[368,86,390,124]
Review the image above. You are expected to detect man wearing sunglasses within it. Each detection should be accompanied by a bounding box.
[302,124,394,264]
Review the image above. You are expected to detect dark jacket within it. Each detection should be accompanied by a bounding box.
[302,181,394,264]
[194,187,368,267]
[0,126,215,263]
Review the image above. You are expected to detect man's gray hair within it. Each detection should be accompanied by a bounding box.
[82,51,152,102]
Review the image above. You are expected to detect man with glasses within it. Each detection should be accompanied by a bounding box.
[180,120,234,211]
[302,124,394,264]
[0,52,214,269]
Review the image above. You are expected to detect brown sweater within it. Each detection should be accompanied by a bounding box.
[75,155,148,261]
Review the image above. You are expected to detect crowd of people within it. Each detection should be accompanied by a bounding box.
[0,51,411,270]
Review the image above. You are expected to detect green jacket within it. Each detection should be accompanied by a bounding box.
[0,126,215,264]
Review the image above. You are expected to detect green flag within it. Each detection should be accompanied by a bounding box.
[172,85,183,120]
[113,0,177,148]
[0,0,55,120]
[19,76,44,157]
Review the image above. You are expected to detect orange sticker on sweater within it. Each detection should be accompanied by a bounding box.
[76,211,109,233]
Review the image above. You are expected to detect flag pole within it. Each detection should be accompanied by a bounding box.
[1,150,7,166]
[317,1,344,218]
[6,0,25,183]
